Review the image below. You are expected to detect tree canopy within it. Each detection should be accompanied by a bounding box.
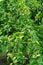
[0,0,43,65]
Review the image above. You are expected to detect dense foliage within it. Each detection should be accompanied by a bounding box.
[0,0,43,65]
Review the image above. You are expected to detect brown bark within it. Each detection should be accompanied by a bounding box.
[0,53,7,64]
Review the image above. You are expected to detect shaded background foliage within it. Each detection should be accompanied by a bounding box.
[0,0,43,65]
